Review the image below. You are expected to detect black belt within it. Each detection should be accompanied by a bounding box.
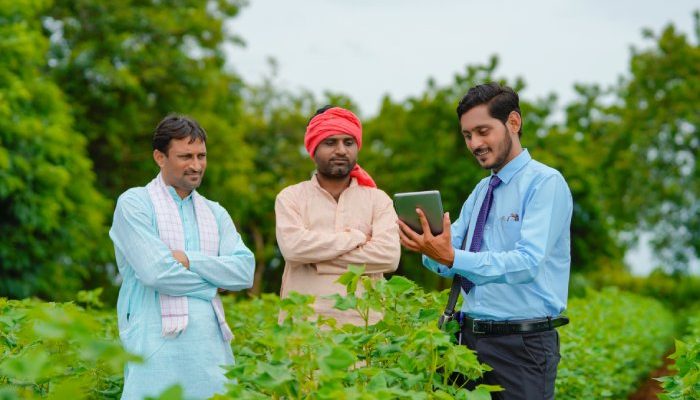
[460,315,569,335]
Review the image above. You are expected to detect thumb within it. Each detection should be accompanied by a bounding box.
[442,212,451,234]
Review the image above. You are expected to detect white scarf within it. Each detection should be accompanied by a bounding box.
[146,173,233,341]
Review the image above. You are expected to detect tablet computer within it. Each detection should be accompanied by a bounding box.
[393,190,444,235]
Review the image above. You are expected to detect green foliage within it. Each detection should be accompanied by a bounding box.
[223,270,496,399]
[46,0,250,198]
[556,287,676,398]
[571,267,700,310]
[658,306,700,399]
[0,0,110,300]
[564,13,700,271]
[0,283,686,399]
[0,292,135,399]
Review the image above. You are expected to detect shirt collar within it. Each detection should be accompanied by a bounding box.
[166,185,193,204]
[493,149,531,184]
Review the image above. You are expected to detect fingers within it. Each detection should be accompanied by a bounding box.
[415,208,433,238]
[442,212,451,234]
[397,219,422,250]
[397,218,421,242]
[398,226,420,251]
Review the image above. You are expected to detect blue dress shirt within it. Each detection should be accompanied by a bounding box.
[110,185,255,399]
[423,150,573,320]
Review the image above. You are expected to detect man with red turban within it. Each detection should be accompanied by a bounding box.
[275,106,400,326]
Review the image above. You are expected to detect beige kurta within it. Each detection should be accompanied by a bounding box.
[275,175,401,326]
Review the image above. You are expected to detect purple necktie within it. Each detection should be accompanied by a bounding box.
[461,175,502,293]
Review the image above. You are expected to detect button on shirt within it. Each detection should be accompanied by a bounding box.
[423,150,573,320]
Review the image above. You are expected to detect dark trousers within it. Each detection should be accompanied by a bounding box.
[458,329,561,399]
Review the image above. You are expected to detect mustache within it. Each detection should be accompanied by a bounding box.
[329,157,350,162]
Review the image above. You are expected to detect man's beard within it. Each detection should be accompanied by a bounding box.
[317,158,356,180]
[481,130,513,171]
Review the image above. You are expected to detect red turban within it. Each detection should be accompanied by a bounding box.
[304,107,376,188]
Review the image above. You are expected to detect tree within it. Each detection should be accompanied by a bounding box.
[613,16,700,270]
[0,0,109,300]
[568,13,700,272]
[45,0,249,198]
[42,0,263,296]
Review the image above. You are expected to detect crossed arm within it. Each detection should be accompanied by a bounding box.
[274,191,400,274]
[110,192,254,299]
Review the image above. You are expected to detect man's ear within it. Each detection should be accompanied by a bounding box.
[153,149,165,168]
[507,111,522,135]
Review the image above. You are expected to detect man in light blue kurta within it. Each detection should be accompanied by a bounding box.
[110,115,255,399]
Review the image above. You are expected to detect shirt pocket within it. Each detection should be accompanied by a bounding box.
[498,219,522,243]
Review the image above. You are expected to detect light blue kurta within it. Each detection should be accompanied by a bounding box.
[110,185,255,399]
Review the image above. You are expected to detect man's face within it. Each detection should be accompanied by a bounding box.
[460,104,520,172]
[154,137,207,198]
[313,134,358,179]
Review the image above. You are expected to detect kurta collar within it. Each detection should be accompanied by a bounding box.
[165,185,194,204]
[310,173,358,190]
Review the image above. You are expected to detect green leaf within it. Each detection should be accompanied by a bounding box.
[319,347,355,373]
[145,384,185,400]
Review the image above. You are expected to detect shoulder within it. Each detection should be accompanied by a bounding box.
[521,159,571,199]
[526,159,568,185]
[115,187,152,211]
[276,180,312,203]
[200,196,230,221]
[367,186,393,205]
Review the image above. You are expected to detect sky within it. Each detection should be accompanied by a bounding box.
[225,1,699,275]
[226,0,699,117]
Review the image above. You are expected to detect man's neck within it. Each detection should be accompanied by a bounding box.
[316,174,351,202]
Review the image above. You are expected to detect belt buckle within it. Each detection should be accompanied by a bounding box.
[471,319,486,334]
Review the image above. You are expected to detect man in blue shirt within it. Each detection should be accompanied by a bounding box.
[110,115,255,399]
[398,83,572,399]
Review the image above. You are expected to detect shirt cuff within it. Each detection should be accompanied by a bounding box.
[184,250,207,274]
[346,228,368,249]
[422,255,455,278]
[451,249,488,285]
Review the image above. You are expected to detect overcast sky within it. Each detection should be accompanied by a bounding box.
[226,0,698,117]
[225,1,699,275]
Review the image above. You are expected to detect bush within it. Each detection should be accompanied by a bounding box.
[222,266,497,399]
[556,287,676,398]
[0,291,134,399]
[658,305,700,399]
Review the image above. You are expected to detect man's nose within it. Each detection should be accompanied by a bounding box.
[334,143,349,155]
[468,136,481,150]
[191,158,202,171]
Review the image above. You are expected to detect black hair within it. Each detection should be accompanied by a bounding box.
[152,114,207,154]
[456,83,522,136]
[308,105,335,124]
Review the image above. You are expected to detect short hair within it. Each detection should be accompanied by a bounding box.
[308,105,335,124]
[456,83,522,136]
[152,115,207,154]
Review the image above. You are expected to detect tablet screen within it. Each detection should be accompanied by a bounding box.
[393,190,444,235]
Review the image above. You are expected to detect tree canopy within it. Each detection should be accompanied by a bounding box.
[1,2,698,300]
